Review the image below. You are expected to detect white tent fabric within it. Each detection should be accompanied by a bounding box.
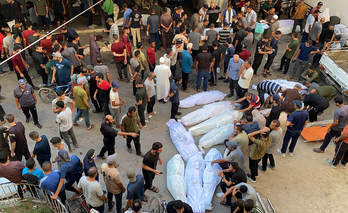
[180,101,234,126]
[166,119,199,162]
[189,110,243,136]
[198,123,234,150]
[185,152,206,213]
[167,154,187,203]
[202,148,222,210]
[179,91,226,108]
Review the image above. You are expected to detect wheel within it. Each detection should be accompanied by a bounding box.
[39,88,57,103]
[148,197,161,213]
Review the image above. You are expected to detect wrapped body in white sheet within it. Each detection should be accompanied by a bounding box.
[198,123,234,150]
[167,154,187,203]
[179,91,226,108]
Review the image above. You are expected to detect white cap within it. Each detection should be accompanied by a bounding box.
[273,15,278,20]
[159,57,165,64]
[187,43,193,49]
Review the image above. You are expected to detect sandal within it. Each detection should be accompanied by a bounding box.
[150,186,159,193]
[148,115,153,119]
[278,74,286,77]
[87,124,95,130]
[220,201,231,206]
[152,111,157,115]
[294,78,299,82]
[114,164,119,168]
[142,196,149,202]
[128,148,133,154]
[75,144,79,148]
[73,122,79,126]
[287,76,293,80]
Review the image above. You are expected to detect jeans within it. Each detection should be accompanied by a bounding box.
[150,32,160,50]
[126,131,141,155]
[16,69,35,87]
[252,55,263,75]
[99,141,115,157]
[112,107,121,125]
[22,104,39,124]
[281,130,301,153]
[130,28,141,47]
[102,101,111,116]
[320,129,341,151]
[292,19,304,34]
[237,86,248,100]
[60,127,78,151]
[108,191,122,212]
[147,96,155,114]
[332,141,348,166]
[279,55,291,74]
[229,78,238,96]
[73,108,90,127]
[115,61,128,79]
[301,32,309,43]
[90,89,102,111]
[197,71,209,91]
[162,29,171,49]
[170,64,177,77]
[182,71,190,90]
[290,59,308,79]
[210,65,218,84]
[171,102,179,119]
[38,15,49,30]
[262,153,275,170]
[249,157,261,180]
[143,172,155,191]
[138,105,146,126]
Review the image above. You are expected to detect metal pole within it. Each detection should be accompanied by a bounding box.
[267,199,276,213]
[0,0,103,66]
[256,192,268,213]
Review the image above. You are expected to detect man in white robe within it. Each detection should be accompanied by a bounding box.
[154,57,171,102]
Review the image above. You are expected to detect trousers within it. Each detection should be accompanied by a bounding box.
[22,104,39,124]
[281,130,301,153]
[130,28,141,47]
[112,107,121,126]
[229,78,238,96]
[262,153,275,171]
[150,32,160,50]
[143,172,155,191]
[332,141,348,166]
[252,55,263,74]
[161,29,171,49]
[38,15,49,30]
[90,89,102,112]
[147,95,156,114]
[290,59,308,79]
[60,127,78,151]
[249,157,261,180]
[197,71,209,91]
[115,61,128,80]
[292,19,304,34]
[73,108,90,127]
[264,55,275,70]
[279,55,291,74]
[210,64,218,84]
[126,131,141,155]
[320,129,341,151]
[182,72,190,91]
[99,141,115,157]
[102,101,111,116]
[308,105,329,122]
[171,102,179,119]
[107,191,122,212]
[16,69,34,87]
[14,146,31,162]
[138,105,146,126]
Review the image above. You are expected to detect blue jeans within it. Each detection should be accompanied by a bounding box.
[197,71,210,91]
[150,32,160,50]
[281,130,301,153]
[73,108,90,128]
[320,129,341,151]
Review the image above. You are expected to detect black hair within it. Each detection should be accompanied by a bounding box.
[231,162,239,170]
[163,7,167,13]
[309,65,316,70]
[292,32,298,38]
[180,27,185,33]
[174,76,182,83]
[128,106,136,113]
[174,200,184,209]
[57,90,64,97]
[306,39,313,45]
[262,131,270,138]
[50,137,62,144]
[245,115,253,122]
[226,37,232,44]
[6,114,14,123]
[212,40,219,47]
[56,100,65,108]
[26,158,35,169]
[133,199,142,212]
[236,124,243,133]
[134,50,140,58]
[72,34,79,40]
[244,199,254,211]
[122,3,128,8]
[166,48,172,55]
[334,96,343,104]
[239,185,248,193]
[48,53,53,60]
[149,39,155,44]
[96,73,104,79]
[54,44,61,51]
[202,45,208,51]
[29,131,39,139]
[136,42,143,49]
[0,151,8,164]
[135,78,143,85]
[152,142,163,150]
[97,58,102,63]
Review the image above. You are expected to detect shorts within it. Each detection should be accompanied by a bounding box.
[54,11,65,21]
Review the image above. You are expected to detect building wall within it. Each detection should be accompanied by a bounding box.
[305,0,347,25]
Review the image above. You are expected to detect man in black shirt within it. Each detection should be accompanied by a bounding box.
[32,45,48,84]
[167,77,182,120]
[303,93,329,122]
[135,79,147,127]
[195,45,213,92]
[166,200,193,213]
[8,0,25,25]
[263,94,282,127]
[0,126,11,157]
[206,2,221,26]
[142,142,163,193]
[251,35,272,75]
[98,115,138,159]
[211,40,221,86]
[87,65,102,113]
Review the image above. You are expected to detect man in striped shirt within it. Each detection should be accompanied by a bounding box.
[217,22,231,70]
[257,80,285,106]
[231,92,261,115]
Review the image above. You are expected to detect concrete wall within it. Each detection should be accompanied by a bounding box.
[305,0,347,25]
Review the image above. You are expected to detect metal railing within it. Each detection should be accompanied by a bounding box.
[0,180,68,213]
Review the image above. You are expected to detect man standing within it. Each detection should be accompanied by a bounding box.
[291,0,307,34]
[181,43,193,93]
[263,31,281,76]
[6,114,31,161]
[52,52,73,86]
[52,90,75,114]
[125,168,145,211]
[237,60,253,99]
[110,81,126,128]
[14,79,41,128]
[278,100,308,157]
[309,17,325,46]
[133,42,147,79]
[142,142,163,193]
[219,38,235,82]
[121,106,143,156]
[188,26,201,61]
[326,125,348,169]
[55,101,78,152]
[128,6,143,47]
[210,40,221,86]
[278,32,299,76]
[130,51,142,97]
[234,23,246,54]
[94,58,111,83]
[135,79,147,127]
[221,4,236,28]
[160,8,173,49]
[246,6,257,33]
[40,162,66,204]
[61,41,80,74]
[34,0,49,30]
[94,73,111,117]
[122,4,132,30]
[98,114,137,159]
[154,57,171,102]
[206,2,221,26]
[243,28,254,52]
[303,10,320,43]
[147,40,156,72]
[247,127,272,182]
[195,45,213,92]
[205,24,218,53]
[147,9,160,51]
[87,66,102,113]
[72,77,94,130]
[303,93,329,122]
[104,18,120,45]
[226,55,244,98]
[144,72,157,119]
[251,35,272,75]
[169,40,182,77]
[31,45,48,84]
[29,131,51,168]
[166,77,182,120]
[111,34,128,82]
[101,154,127,212]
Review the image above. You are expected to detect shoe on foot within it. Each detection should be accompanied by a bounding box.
[175,112,182,115]
[218,76,225,80]
[88,25,95,29]
[196,89,200,92]
[26,118,30,123]
[137,152,145,157]
[227,94,233,98]
[246,174,256,183]
[36,123,42,129]
[216,192,224,198]
[326,159,337,168]
[33,86,40,90]
[268,164,275,170]
[97,155,106,159]
[277,149,285,158]
[223,79,229,83]
[258,165,266,173]
[313,148,324,153]
[289,152,294,157]
[339,161,346,169]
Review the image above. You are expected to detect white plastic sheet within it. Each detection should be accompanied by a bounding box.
[167,155,187,203]
[180,101,234,126]
[189,110,243,136]
[202,148,222,210]
[198,123,234,150]
[166,119,199,162]
[185,152,205,213]
[179,91,226,108]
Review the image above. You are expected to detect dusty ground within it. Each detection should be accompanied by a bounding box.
[1,11,348,213]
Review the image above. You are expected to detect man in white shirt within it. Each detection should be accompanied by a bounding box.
[245,6,257,32]
[237,60,253,99]
[302,10,320,43]
[55,101,78,152]
[170,39,182,77]
[198,4,208,22]
[144,72,157,118]
[50,137,69,170]
[154,57,171,102]
[109,81,126,128]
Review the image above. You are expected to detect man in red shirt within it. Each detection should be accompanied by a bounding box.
[147,39,156,72]
[94,73,111,116]
[122,27,132,60]
[111,34,128,82]
[22,22,35,56]
[11,44,38,89]
[0,32,6,75]
[239,42,251,61]
[40,32,52,54]
[231,92,261,115]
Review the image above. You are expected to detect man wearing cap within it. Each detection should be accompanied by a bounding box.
[154,57,171,102]
[263,95,282,127]
[257,80,284,106]
[125,168,145,211]
[280,85,302,115]
[142,142,163,193]
[101,153,127,212]
[303,93,329,122]
[269,15,279,38]
[110,81,126,128]
[75,167,108,212]
[72,76,94,130]
[310,1,323,14]
[52,150,83,200]
[50,137,69,170]
[166,200,193,213]
[247,127,272,182]
[94,73,111,116]
[181,43,193,93]
[144,72,157,118]
[172,27,188,68]
[103,18,119,45]
[52,52,73,86]
[211,140,245,169]
[83,149,98,181]
[14,80,42,128]
[278,100,308,158]
[55,101,78,152]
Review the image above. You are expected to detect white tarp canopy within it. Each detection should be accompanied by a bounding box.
[198,123,234,150]
[167,154,187,203]
[179,91,226,108]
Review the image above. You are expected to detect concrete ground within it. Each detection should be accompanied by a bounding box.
[1,4,348,213]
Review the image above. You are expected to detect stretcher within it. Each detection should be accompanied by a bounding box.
[301,123,332,142]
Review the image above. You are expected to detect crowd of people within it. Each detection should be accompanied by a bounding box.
[0,0,347,212]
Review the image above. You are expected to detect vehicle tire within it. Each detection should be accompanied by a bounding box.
[39,88,57,103]
[148,197,161,213]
